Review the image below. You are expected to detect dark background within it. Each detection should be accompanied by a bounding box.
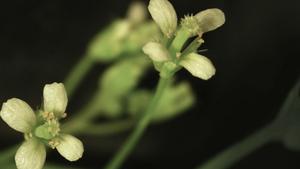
[0,0,300,169]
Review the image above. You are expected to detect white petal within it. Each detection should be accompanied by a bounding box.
[195,8,225,33]
[56,134,84,161]
[143,42,170,62]
[0,98,36,133]
[15,139,46,169]
[180,53,216,80]
[43,83,68,117]
[148,0,177,37]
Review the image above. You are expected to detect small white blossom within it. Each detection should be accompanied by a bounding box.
[0,82,84,169]
[148,0,178,38]
[179,53,216,80]
[143,42,170,62]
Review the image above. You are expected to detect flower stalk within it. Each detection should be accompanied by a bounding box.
[104,76,171,169]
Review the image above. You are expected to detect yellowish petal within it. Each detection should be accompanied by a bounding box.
[180,53,216,80]
[56,134,84,161]
[0,98,36,133]
[43,83,68,118]
[15,139,46,169]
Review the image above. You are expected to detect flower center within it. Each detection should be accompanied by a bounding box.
[34,111,61,140]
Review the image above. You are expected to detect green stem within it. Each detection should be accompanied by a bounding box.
[195,124,277,169]
[62,92,103,134]
[83,119,134,136]
[64,56,94,97]
[181,37,203,57]
[169,28,191,60]
[104,77,171,169]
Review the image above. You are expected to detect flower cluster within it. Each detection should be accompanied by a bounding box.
[0,83,84,169]
[143,0,225,80]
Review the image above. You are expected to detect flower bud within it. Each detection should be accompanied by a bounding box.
[148,0,177,38]
[127,1,147,25]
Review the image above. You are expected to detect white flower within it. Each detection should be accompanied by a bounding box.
[0,82,84,169]
[148,0,177,38]
[143,42,170,62]
[179,53,216,80]
[143,41,215,80]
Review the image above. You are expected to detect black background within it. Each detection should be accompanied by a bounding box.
[0,0,300,169]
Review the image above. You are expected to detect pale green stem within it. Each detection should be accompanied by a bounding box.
[62,92,103,134]
[181,37,203,57]
[104,77,171,169]
[83,119,134,136]
[195,124,277,169]
[64,56,94,97]
[169,28,191,61]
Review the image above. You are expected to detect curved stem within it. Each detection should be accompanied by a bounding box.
[195,124,277,169]
[104,77,171,169]
[169,28,190,61]
[64,56,94,98]
[83,119,134,136]
[62,92,103,134]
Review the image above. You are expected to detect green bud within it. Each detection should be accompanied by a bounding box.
[87,20,131,62]
[127,1,148,25]
[99,56,151,118]
[128,82,195,122]
[123,21,160,54]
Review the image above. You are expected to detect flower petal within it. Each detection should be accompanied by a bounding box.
[56,134,84,161]
[43,83,68,118]
[143,42,170,62]
[179,53,216,80]
[0,98,36,133]
[195,8,225,33]
[148,0,177,38]
[15,139,46,169]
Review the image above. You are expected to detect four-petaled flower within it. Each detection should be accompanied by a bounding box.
[143,0,225,80]
[0,82,84,169]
